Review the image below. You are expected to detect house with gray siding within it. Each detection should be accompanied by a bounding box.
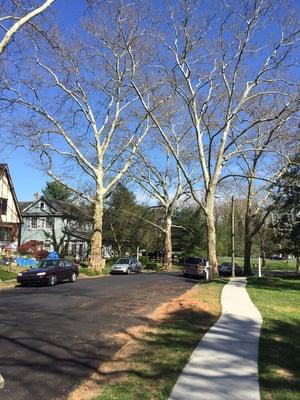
[19,195,92,259]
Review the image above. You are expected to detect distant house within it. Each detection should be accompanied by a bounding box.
[0,164,22,251]
[19,195,92,259]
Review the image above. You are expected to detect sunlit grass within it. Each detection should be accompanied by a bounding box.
[247,277,300,400]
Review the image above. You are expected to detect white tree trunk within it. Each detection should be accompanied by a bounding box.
[206,194,219,278]
[164,213,173,270]
[90,182,105,272]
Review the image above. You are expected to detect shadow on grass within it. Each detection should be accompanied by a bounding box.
[258,317,300,398]
[95,295,223,399]
[248,276,300,292]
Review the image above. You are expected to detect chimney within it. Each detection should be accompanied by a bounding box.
[34,192,40,200]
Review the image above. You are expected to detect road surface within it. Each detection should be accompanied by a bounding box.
[0,272,194,400]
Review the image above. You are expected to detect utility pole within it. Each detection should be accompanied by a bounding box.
[231,195,235,278]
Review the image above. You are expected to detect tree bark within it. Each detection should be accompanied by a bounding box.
[164,213,173,270]
[206,197,218,278]
[90,184,105,272]
[244,213,252,275]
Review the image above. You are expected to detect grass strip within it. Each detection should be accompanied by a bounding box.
[0,268,17,281]
[95,280,225,400]
[247,277,300,400]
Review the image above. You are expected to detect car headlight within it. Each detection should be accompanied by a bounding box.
[37,272,46,276]
[18,272,22,276]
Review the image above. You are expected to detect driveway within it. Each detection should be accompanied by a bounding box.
[0,272,194,400]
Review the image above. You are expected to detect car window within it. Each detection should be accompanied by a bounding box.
[65,261,73,267]
[186,257,203,264]
[32,260,60,269]
[117,258,130,264]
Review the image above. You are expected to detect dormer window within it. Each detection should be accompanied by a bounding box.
[40,202,45,210]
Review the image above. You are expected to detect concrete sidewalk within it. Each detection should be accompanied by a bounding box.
[169,278,262,400]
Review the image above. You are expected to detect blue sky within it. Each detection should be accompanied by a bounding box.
[2,0,299,201]
[3,0,86,200]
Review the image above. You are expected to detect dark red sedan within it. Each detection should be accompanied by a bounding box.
[17,259,79,286]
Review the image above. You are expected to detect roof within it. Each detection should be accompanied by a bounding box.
[19,201,32,212]
[19,195,92,221]
[0,164,22,222]
[62,229,92,241]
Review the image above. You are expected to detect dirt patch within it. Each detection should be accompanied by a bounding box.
[66,285,212,400]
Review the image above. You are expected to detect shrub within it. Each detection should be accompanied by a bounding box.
[140,256,150,266]
[34,249,49,260]
[18,241,48,260]
[18,240,43,255]
[144,262,159,270]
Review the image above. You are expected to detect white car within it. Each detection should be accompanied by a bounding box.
[110,257,142,275]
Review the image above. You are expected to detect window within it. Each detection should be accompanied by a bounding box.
[0,227,12,241]
[37,218,46,229]
[24,218,31,229]
[71,243,77,256]
[31,217,37,229]
[0,198,7,215]
[40,202,45,210]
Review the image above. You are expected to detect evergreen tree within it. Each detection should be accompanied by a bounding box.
[272,154,300,270]
[42,181,72,203]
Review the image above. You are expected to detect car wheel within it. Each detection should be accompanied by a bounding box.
[127,268,132,275]
[70,272,77,283]
[48,274,57,286]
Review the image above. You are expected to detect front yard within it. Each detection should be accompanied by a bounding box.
[247,277,300,400]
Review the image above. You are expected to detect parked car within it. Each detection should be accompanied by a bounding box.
[182,256,207,279]
[218,262,243,276]
[17,259,79,286]
[271,255,284,260]
[110,257,142,275]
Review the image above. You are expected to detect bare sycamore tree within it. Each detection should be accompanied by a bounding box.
[0,0,55,56]
[129,127,189,269]
[2,5,149,271]
[129,0,300,276]
[222,101,298,274]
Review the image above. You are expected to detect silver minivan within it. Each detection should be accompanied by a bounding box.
[110,257,142,275]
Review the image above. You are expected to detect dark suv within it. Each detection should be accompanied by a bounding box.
[182,256,207,278]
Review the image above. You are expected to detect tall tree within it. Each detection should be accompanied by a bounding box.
[129,127,188,269]
[104,184,138,255]
[272,154,300,271]
[3,4,149,271]
[129,0,300,276]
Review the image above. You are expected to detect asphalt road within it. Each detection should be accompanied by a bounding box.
[0,272,195,400]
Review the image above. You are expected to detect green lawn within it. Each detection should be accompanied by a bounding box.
[220,256,297,271]
[95,281,225,400]
[247,277,300,400]
[0,268,17,281]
